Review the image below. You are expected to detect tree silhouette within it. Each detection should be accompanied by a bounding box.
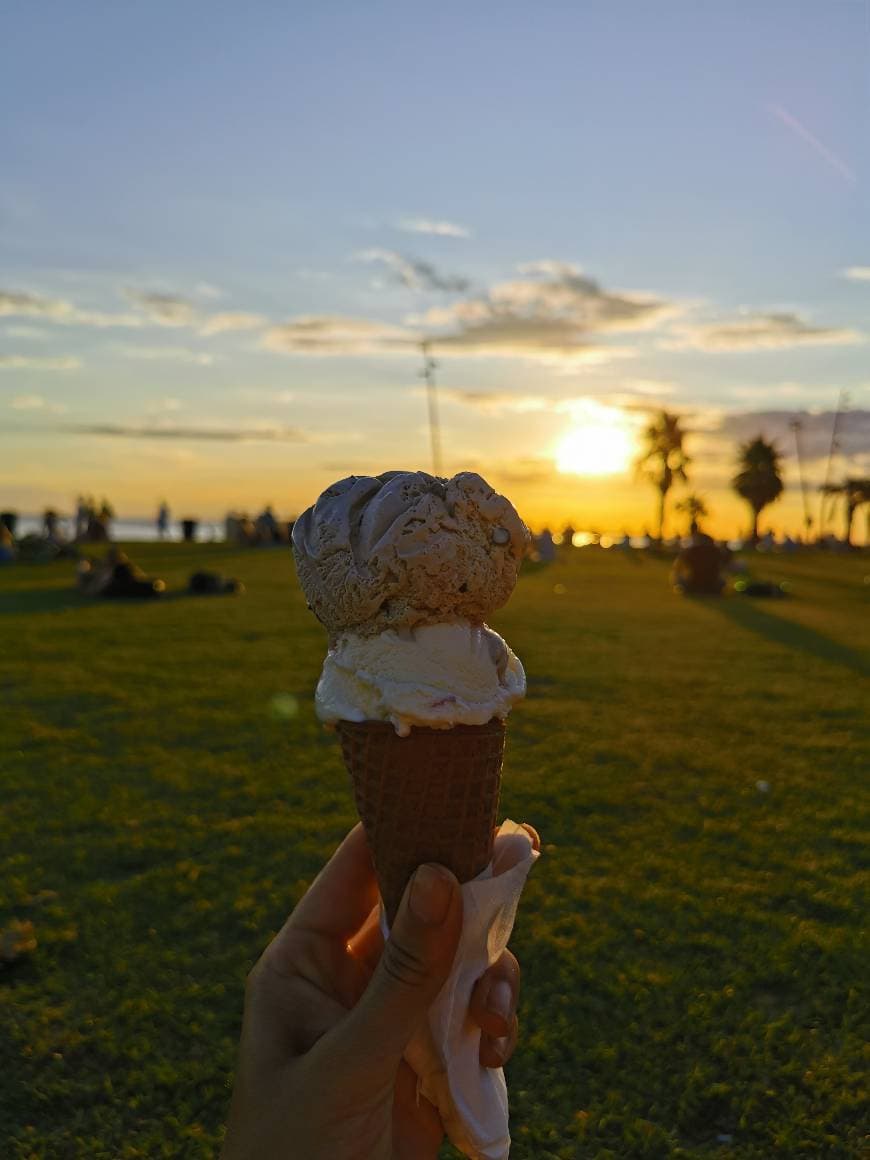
[820,478,870,545]
[732,437,784,543]
[674,493,709,536]
[635,411,691,539]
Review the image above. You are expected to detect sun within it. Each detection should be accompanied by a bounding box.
[554,402,637,477]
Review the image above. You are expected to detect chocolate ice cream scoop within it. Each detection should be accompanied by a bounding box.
[292,470,529,636]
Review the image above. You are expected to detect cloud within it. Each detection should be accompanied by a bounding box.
[438,388,552,414]
[9,394,68,413]
[0,354,80,370]
[200,311,267,336]
[842,266,870,282]
[665,312,862,351]
[3,324,48,339]
[419,263,675,363]
[119,345,215,366]
[193,281,223,300]
[713,408,870,465]
[396,217,471,239]
[0,289,142,329]
[122,288,196,327]
[65,422,309,443]
[261,315,415,356]
[356,249,471,292]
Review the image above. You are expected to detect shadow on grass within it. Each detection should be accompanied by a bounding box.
[0,587,89,616]
[714,597,868,677]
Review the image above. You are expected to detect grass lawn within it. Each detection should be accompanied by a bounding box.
[1,544,867,1159]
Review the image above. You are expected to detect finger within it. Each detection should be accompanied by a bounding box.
[337,863,463,1071]
[520,822,541,852]
[479,1015,518,1069]
[285,823,379,944]
[469,948,520,1039]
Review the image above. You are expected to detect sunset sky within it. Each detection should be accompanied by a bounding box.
[2,1,868,538]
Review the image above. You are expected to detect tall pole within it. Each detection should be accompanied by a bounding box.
[789,418,812,540]
[420,341,443,476]
[819,389,848,538]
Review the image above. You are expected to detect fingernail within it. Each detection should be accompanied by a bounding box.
[487,979,513,1023]
[409,864,452,925]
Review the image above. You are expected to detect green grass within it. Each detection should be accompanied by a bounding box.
[1,545,868,1159]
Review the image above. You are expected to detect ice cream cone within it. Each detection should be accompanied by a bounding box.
[336,718,505,925]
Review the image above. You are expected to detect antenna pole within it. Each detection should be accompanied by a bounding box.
[420,341,443,476]
[819,390,848,538]
[789,418,812,540]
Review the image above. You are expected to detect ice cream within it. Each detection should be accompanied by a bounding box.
[293,469,535,1159]
[315,620,526,735]
[291,470,528,638]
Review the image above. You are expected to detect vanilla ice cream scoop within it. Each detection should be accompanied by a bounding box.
[315,621,526,736]
[291,471,529,637]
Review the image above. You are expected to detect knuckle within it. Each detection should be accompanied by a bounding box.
[381,936,430,988]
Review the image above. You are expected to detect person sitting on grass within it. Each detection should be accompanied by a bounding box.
[671,530,725,596]
[0,525,16,564]
[77,548,165,599]
[187,570,244,596]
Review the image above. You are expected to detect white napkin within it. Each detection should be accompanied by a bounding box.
[391,820,539,1159]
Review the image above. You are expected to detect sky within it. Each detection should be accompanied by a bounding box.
[1,0,868,538]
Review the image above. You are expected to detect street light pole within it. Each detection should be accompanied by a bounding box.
[420,341,443,476]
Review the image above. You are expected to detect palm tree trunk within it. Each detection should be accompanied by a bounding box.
[750,506,759,544]
[657,487,667,540]
[845,501,855,546]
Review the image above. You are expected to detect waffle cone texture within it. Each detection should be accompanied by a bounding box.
[336,718,505,925]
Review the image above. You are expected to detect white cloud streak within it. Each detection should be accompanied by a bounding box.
[665,312,862,352]
[0,354,80,370]
[397,217,471,238]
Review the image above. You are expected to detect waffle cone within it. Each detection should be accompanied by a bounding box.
[336,718,505,925]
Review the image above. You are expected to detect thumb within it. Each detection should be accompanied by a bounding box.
[341,863,463,1070]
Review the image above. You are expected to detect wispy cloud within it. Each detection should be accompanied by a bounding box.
[200,311,267,336]
[0,289,142,328]
[419,262,676,363]
[0,354,80,370]
[65,421,309,443]
[261,315,415,356]
[770,104,856,184]
[9,394,68,413]
[3,324,48,339]
[356,249,471,292]
[193,281,223,300]
[122,288,197,327]
[665,312,862,352]
[715,408,870,464]
[397,217,471,239]
[119,345,215,366]
[842,266,870,282]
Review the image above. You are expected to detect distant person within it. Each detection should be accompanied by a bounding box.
[156,501,170,540]
[671,532,725,596]
[74,495,89,540]
[561,524,576,550]
[77,548,164,599]
[0,525,16,564]
[536,528,556,564]
[99,498,115,540]
[188,570,244,596]
[43,509,61,541]
[255,504,278,543]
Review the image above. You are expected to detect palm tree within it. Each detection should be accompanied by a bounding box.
[635,411,691,539]
[674,493,709,536]
[820,478,870,545]
[732,437,784,543]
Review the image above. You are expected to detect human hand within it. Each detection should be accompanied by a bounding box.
[221,823,535,1160]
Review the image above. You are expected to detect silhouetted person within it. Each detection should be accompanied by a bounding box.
[77,549,164,598]
[0,525,15,564]
[188,570,244,595]
[671,533,725,596]
[156,501,170,540]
